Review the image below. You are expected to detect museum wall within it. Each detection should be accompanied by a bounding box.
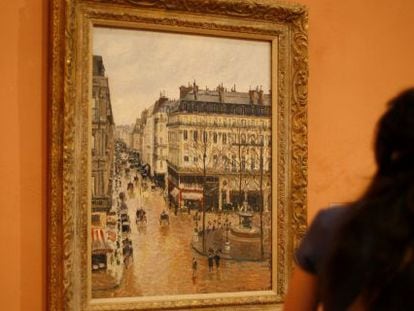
[1,0,414,310]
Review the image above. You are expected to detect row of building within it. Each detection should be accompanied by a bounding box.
[91,55,124,286]
[91,53,272,217]
[124,81,273,213]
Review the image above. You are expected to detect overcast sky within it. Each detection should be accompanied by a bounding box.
[93,27,271,125]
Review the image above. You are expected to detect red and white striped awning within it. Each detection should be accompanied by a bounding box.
[91,228,113,254]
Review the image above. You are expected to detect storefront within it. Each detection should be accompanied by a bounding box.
[91,228,113,271]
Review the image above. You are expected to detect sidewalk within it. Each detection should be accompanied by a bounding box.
[191,228,231,258]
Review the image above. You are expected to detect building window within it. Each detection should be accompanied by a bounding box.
[91,214,100,226]
[241,156,246,171]
[260,107,265,115]
[213,132,218,143]
[102,133,107,154]
[184,156,189,162]
[229,133,234,144]
[223,155,229,170]
[259,135,264,144]
[231,155,237,171]
[241,134,246,144]
[222,133,227,144]
[193,131,198,141]
[91,176,95,196]
[203,131,208,143]
[250,134,256,144]
[91,134,96,153]
[183,130,188,140]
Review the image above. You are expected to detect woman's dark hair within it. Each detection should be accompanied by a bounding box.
[320,88,414,311]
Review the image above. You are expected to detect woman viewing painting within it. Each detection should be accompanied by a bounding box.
[284,89,414,311]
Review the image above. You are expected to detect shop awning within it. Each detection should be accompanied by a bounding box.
[91,228,113,254]
[181,192,203,201]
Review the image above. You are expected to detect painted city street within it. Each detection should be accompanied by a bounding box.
[91,28,273,299]
[93,164,271,298]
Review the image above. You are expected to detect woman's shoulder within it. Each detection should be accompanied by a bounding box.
[312,205,350,229]
[295,205,352,275]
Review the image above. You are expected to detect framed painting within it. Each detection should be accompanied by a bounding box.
[48,0,308,310]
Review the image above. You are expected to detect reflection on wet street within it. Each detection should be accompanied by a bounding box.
[93,173,271,298]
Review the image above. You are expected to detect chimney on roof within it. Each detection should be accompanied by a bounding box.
[93,55,105,76]
[193,80,198,100]
[249,89,258,104]
[217,83,225,103]
[180,85,192,99]
[258,86,264,105]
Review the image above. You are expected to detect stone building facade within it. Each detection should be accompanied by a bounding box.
[91,55,115,213]
[167,83,272,212]
[152,96,177,187]
[131,118,144,154]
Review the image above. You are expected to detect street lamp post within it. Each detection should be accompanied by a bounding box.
[223,219,231,253]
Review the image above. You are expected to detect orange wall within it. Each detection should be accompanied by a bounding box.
[0,1,47,311]
[1,0,414,310]
[302,0,414,220]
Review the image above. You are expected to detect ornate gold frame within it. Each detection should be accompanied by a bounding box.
[48,0,308,310]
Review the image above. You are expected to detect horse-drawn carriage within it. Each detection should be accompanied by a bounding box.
[120,210,131,233]
[159,210,170,226]
[135,208,147,226]
[122,238,133,267]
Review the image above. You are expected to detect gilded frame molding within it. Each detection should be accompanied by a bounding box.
[48,0,308,310]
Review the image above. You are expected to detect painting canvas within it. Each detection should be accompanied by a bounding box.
[91,27,273,299]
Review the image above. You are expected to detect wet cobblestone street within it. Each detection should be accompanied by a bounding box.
[93,174,271,298]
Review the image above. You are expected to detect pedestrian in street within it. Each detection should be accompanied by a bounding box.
[214,250,221,270]
[192,257,197,278]
[208,253,214,272]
